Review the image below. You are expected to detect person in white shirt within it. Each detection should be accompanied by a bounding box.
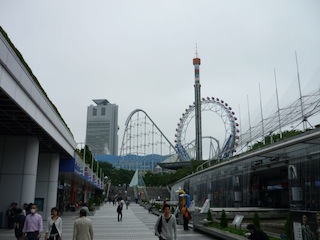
[45,207,62,240]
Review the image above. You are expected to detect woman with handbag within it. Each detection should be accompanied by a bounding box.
[45,207,62,240]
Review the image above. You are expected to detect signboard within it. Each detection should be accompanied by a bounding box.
[291,187,302,201]
[293,222,303,240]
[232,215,244,227]
[200,199,210,213]
[34,198,44,211]
[189,200,195,212]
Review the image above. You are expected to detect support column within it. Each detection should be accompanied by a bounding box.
[47,154,59,218]
[84,185,88,204]
[0,136,39,227]
[71,177,76,204]
[36,153,59,219]
[21,137,40,205]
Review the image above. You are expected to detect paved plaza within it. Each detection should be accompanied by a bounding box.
[0,203,214,240]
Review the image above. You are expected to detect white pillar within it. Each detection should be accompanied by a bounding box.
[36,153,60,220]
[21,137,40,204]
[47,154,59,218]
[84,185,88,203]
[0,136,39,227]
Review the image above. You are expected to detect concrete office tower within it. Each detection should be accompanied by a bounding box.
[193,53,203,161]
[86,99,118,155]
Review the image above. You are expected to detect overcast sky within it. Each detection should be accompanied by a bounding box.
[1,1,320,154]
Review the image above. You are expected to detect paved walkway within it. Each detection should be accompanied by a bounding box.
[0,203,214,240]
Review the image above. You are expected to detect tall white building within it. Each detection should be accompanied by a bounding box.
[86,99,118,155]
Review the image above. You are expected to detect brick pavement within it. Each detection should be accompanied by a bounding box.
[0,203,214,240]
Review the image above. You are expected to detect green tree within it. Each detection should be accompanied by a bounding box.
[285,212,292,240]
[143,171,154,186]
[97,161,134,186]
[220,210,228,228]
[143,160,204,187]
[207,210,212,222]
[250,129,303,151]
[253,212,261,229]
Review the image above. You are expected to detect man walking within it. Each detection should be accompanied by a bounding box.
[117,202,123,221]
[7,202,18,229]
[155,204,177,240]
[22,204,43,240]
[73,209,93,240]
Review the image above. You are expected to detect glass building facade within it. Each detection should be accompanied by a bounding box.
[171,129,320,212]
[86,99,118,155]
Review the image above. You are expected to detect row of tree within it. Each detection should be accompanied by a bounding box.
[79,129,306,187]
[77,129,307,186]
[97,160,204,187]
[77,145,205,187]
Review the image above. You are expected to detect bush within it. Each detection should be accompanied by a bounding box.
[171,206,176,213]
[94,195,102,206]
[155,203,160,210]
[220,210,228,228]
[253,212,261,229]
[88,197,95,211]
[285,212,292,239]
[207,210,213,221]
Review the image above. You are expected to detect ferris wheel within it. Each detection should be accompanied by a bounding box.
[175,97,240,161]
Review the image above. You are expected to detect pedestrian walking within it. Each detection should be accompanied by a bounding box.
[14,208,25,240]
[155,204,177,240]
[117,202,123,221]
[181,204,191,230]
[80,203,90,216]
[22,203,28,216]
[301,215,316,240]
[73,209,93,240]
[7,202,18,229]
[45,207,62,240]
[22,204,43,240]
[246,224,269,240]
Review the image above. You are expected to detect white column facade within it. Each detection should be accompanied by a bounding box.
[36,153,60,220]
[84,186,88,204]
[0,135,39,227]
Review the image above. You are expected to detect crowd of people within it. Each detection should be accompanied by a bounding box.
[5,196,132,240]
[6,202,43,240]
[5,201,94,240]
[6,198,274,240]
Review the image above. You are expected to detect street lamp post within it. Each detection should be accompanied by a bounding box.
[104,176,111,200]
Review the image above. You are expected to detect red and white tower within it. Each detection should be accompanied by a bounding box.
[193,48,202,160]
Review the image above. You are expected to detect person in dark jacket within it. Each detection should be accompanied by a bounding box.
[117,202,123,221]
[7,202,18,229]
[14,208,26,240]
[246,224,269,240]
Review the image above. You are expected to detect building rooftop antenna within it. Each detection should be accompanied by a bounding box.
[195,43,198,58]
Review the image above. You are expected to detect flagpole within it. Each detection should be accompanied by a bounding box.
[91,154,94,181]
[83,144,86,176]
[97,161,99,177]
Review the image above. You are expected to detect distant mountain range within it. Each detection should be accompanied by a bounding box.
[95,154,171,169]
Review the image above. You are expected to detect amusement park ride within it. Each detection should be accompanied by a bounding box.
[119,51,240,170]
[118,95,240,170]
[119,50,320,171]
